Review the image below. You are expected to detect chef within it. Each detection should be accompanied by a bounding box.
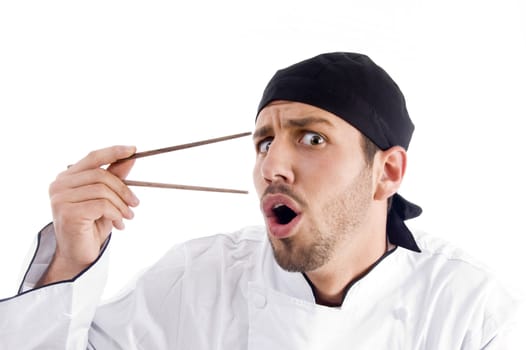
[0,52,522,349]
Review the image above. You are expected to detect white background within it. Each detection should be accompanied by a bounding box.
[0,0,525,303]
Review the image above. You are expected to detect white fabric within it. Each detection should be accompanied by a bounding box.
[0,224,524,349]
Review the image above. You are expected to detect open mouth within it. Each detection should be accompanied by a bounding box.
[262,193,302,238]
[272,204,298,225]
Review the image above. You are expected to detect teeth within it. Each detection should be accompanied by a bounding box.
[272,204,285,210]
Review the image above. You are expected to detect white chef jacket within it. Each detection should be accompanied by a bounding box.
[0,223,523,349]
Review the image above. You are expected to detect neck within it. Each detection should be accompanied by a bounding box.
[304,230,391,307]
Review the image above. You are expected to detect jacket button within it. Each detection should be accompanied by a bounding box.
[253,293,267,309]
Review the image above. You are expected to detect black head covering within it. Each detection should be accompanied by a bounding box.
[256,52,422,252]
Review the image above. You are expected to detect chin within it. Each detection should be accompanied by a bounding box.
[268,235,329,273]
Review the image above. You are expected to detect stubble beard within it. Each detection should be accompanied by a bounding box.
[270,167,372,273]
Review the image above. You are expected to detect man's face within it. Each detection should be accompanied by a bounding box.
[253,101,375,272]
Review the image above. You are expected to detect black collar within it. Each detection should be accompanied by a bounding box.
[302,210,421,306]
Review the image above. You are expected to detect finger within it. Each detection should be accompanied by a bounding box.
[51,168,140,207]
[107,158,136,180]
[68,145,136,173]
[54,199,126,237]
[112,219,125,230]
[51,184,135,220]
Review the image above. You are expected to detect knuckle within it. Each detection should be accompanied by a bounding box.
[53,204,71,225]
[48,181,57,196]
[87,150,98,159]
[49,193,60,207]
[55,169,68,179]
[102,200,121,219]
[116,184,129,199]
[49,191,66,208]
[87,150,104,165]
[95,183,113,198]
[93,167,106,176]
[48,178,65,195]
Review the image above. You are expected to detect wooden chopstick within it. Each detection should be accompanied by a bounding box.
[115,131,252,163]
[119,131,252,194]
[124,180,249,194]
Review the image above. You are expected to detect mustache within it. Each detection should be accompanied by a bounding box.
[263,183,306,207]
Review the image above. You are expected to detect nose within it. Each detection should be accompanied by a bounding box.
[259,139,295,184]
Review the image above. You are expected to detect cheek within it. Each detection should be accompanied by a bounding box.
[302,153,343,182]
[252,160,264,195]
[302,151,358,193]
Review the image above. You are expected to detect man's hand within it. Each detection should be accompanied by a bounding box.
[37,146,140,286]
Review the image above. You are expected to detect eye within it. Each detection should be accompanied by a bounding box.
[300,132,326,146]
[257,138,273,153]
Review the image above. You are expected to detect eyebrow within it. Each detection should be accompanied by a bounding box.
[253,116,335,140]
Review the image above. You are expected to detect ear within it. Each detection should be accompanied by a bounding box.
[373,146,407,201]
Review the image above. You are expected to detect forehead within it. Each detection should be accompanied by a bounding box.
[255,100,360,136]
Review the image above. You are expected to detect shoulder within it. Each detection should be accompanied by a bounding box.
[411,230,490,270]
[403,230,522,343]
[407,230,509,294]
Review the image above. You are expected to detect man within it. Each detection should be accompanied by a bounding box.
[0,52,522,348]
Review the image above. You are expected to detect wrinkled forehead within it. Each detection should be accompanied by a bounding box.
[254,100,362,139]
[256,100,339,126]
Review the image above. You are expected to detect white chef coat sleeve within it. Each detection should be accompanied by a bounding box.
[1,223,190,350]
[0,223,111,349]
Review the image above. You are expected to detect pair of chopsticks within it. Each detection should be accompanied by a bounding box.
[120,132,251,194]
